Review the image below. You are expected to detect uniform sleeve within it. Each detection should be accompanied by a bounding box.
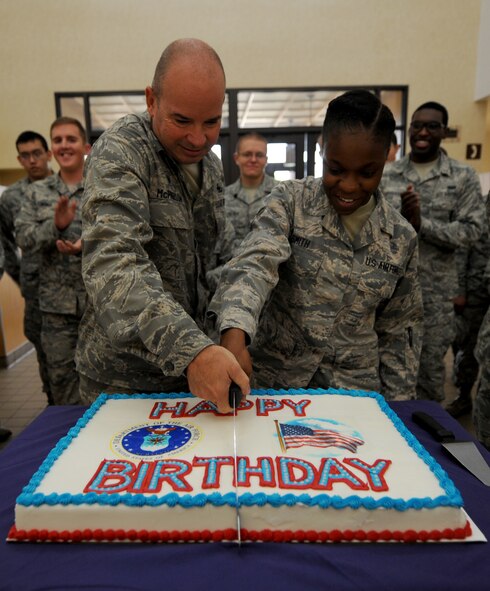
[0,231,4,278]
[81,133,213,378]
[454,246,470,297]
[205,213,236,293]
[15,185,60,255]
[485,258,490,296]
[375,236,423,400]
[209,184,294,340]
[419,167,484,249]
[0,191,20,283]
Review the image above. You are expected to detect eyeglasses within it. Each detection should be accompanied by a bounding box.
[238,151,267,159]
[409,121,445,132]
[18,150,46,162]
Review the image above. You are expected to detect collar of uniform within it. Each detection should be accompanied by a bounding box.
[226,175,274,201]
[437,150,452,177]
[320,190,394,246]
[31,171,65,193]
[167,154,222,199]
[389,154,420,184]
[226,178,242,198]
[405,150,451,182]
[302,177,330,216]
[56,172,84,196]
[354,190,395,248]
[143,111,223,198]
[142,111,168,160]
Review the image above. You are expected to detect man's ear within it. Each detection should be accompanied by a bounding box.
[145,86,156,116]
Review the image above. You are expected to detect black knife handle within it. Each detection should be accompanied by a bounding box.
[229,383,243,409]
[412,411,456,443]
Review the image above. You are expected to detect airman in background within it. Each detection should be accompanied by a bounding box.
[16,118,90,405]
[449,191,490,417]
[0,131,53,404]
[225,132,278,254]
[381,101,484,403]
[474,257,490,450]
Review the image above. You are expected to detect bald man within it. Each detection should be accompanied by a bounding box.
[76,39,249,413]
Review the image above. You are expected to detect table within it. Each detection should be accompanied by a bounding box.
[1,400,489,591]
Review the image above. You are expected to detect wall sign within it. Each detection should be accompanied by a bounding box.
[466,144,482,160]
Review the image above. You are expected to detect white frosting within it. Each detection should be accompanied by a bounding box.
[14,392,468,539]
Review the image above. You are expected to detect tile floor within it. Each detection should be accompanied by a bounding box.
[0,348,478,454]
[0,349,49,452]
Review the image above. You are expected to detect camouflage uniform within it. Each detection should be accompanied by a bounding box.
[225,174,278,253]
[453,193,490,395]
[0,178,52,401]
[0,185,21,284]
[474,259,490,449]
[0,230,4,276]
[15,174,86,405]
[0,229,12,440]
[205,176,277,293]
[76,112,227,402]
[210,177,423,401]
[380,152,484,402]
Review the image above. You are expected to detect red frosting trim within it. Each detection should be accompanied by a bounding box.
[7,521,472,543]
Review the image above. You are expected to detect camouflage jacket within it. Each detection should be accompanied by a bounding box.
[76,112,227,391]
[380,152,484,303]
[455,192,490,303]
[225,174,278,254]
[0,176,45,297]
[0,229,4,277]
[210,177,423,399]
[15,173,86,315]
[475,259,490,363]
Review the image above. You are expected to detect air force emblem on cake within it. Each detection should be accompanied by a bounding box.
[111,422,200,459]
[275,418,364,458]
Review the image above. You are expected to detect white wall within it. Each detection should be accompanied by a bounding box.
[1,0,488,171]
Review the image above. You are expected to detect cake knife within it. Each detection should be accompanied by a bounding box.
[412,411,490,486]
[229,383,243,545]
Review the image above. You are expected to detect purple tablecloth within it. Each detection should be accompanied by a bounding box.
[1,400,489,591]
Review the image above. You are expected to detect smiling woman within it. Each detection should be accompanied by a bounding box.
[210,89,424,403]
[322,131,387,217]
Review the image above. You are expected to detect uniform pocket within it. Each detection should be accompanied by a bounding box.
[287,243,323,278]
[357,269,399,303]
[149,200,190,230]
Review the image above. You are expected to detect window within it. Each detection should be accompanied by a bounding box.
[56,85,407,182]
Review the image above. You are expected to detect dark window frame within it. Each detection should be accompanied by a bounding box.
[55,85,408,183]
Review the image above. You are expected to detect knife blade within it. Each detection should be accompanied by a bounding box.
[229,383,243,545]
[412,411,490,486]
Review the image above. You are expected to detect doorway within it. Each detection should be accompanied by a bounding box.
[220,131,323,185]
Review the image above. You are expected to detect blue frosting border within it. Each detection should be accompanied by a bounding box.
[17,388,463,511]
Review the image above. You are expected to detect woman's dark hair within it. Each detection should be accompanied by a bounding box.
[322,90,396,151]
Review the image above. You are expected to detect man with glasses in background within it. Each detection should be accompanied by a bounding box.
[15,118,90,406]
[225,132,278,254]
[0,237,13,442]
[381,101,484,404]
[0,131,54,405]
